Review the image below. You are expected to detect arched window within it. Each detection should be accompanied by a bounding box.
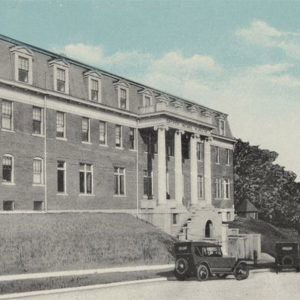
[2,154,14,184]
[205,220,213,238]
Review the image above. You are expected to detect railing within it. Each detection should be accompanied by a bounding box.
[138,102,213,125]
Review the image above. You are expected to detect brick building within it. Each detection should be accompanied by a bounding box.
[0,34,236,242]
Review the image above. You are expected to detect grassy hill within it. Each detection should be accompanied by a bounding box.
[0,213,176,275]
[229,217,300,257]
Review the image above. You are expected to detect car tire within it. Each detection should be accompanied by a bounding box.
[196,264,210,281]
[234,263,249,280]
[216,273,227,279]
[282,255,294,267]
[174,258,188,280]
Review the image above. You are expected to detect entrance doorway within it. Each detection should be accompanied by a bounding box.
[205,220,213,238]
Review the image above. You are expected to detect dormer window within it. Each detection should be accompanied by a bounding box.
[10,45,33,85]
[18,56,29,83]
[84,70,102,102]
[91,79,99,101]
[120,88,127,109]
[144,95,152,107]
[49,59,69,94]
[114,81,129,110]
[57,68,66,92]
[218,119,225,136]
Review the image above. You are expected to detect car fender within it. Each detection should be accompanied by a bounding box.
[196,260,212,273]
[233,260,248,272]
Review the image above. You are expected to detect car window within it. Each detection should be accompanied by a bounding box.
[194,246,202,257]
[205,247,222,257]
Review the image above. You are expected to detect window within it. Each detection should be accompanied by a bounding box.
[56,111,66,138]
[33,158,43,185]
[3,201,14,211]
[143,170,153,198]
[219,119,225,135]
[2,155,13,183]
[115,125,122,148]
[81,117,90,142]
[215,147,220,164]
[215,178,222,198]
[120,88,128,110]
[57,161,66,193]
[224,178,230,199]
[79,163,93,194]
[144,95,152,107]
[2,100,13,130]
[226,211,231,221]
[197,175,204,199]
[99,121,107,145]
[33,201,43,211]
[18,56,29,83]
[32,107,43,135]
[172,213,179,225]
[197,142,204,161]
[50,60,69,94]
[91,79,99,101]
[56,68,66,92]
[129,127,136,150]
[84,71,102,102]
[114,167,125,195]
[226,149,230,165]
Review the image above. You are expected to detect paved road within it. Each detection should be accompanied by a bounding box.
[10,271,300,300]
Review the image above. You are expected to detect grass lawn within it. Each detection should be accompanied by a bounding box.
[229,217,300,257]
[0,213,176,275]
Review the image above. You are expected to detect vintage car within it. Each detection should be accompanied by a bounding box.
[275,242,300,272]
[174,241,249,281]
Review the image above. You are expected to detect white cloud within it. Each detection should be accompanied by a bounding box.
[236,20,300,58]
[55,40,300,180]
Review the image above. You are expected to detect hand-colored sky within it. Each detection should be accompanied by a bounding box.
[0,0,299,180]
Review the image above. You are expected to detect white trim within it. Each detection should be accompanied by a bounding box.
[99,120,107,146]
[115,124,123,148]
[49,59,70,94]
[79,163,93,195]
[1,100,14,131]
[2,154,14,184]
[57,160,67,194]
[218,118,226,136]
[114,81,130,110]
[32,157,44,185]
[114,166,126,196]
[10,46,33,85]
[211,139,234,150]
[32,106,44,136]
[56,111,66,139]
[81,117,90,143]
[84,71,102,103]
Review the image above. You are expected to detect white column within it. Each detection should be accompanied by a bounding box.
[157,126,167,205]
[190,134,198,206]
[204,137,212,206]
[174,130,184,206]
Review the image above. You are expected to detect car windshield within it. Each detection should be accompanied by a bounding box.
[203,247,222,257]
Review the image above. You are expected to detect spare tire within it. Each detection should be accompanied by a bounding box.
[174,258,189,280]
[282,255,294,266]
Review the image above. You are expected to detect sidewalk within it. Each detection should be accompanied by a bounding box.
[0,264,174,283]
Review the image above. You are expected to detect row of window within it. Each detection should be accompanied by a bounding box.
[12,49,227,136]
[1,100,136,149]
[2,155,126,196]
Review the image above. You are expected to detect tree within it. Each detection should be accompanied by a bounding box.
[234,139,300,229]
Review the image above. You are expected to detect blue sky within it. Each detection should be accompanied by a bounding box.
[1,0,300,179]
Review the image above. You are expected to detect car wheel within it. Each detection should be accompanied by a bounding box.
[216,273,227,279]
[234,263,249,280]
[282,255,294,267]
[196,264,210,281]
[174,258,188,280]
